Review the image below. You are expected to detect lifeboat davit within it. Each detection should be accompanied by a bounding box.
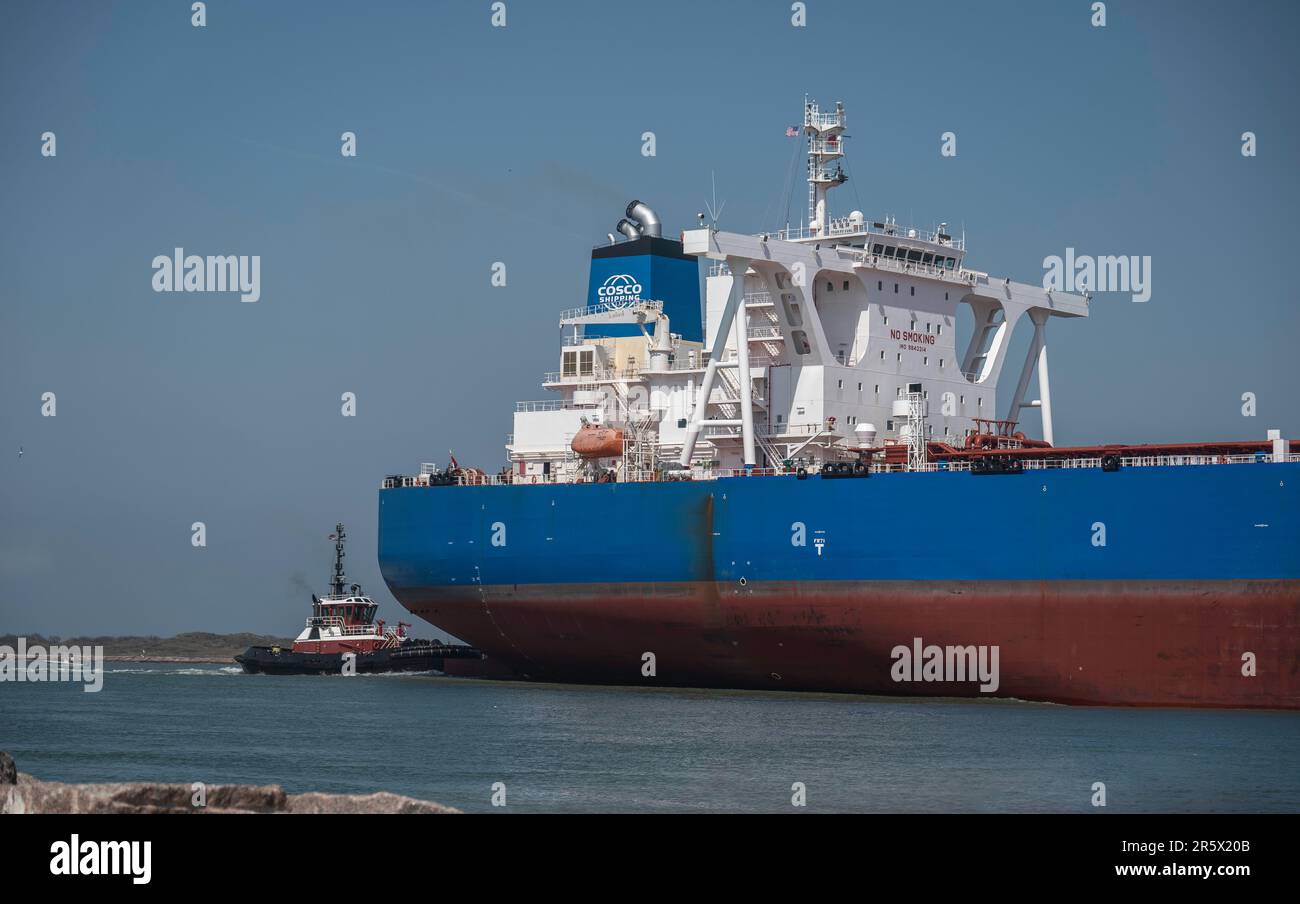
[571,425,624,458]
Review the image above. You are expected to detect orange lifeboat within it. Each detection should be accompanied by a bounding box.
[571,424,624,458]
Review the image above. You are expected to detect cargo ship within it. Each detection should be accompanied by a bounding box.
[237,523,483,675]
[378,99,1299,708]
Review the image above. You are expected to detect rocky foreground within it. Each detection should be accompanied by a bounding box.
[0,752,457,814]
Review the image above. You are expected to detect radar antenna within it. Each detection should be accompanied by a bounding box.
[804,97,847,236]
[328,522,347,598]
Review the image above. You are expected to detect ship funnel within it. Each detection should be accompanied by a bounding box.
[616,218,641,241]
[625,200,661,237]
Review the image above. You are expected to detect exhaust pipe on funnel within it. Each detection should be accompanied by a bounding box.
[616,218,641,241]
[625,200,661,237]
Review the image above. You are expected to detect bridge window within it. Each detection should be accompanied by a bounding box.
[907,249,923,263]
[562,349,594,377]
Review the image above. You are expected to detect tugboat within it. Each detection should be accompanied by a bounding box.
[235,523,483,675]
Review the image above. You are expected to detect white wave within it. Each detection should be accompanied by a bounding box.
[104,665,243,676]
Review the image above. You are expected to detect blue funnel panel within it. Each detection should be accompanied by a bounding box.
[586,236,702,342]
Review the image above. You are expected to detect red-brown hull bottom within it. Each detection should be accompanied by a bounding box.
[399,580,1300,709]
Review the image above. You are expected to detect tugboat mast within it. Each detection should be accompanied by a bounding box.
[328,522,347,598]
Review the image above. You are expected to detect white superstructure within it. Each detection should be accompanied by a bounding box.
[506,99,1088,483]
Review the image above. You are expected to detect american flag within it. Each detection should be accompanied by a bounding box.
[785,126,799,137]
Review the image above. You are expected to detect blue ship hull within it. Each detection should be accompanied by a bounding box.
[378,463,1300,707]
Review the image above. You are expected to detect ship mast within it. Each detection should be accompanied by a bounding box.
[328,522,347,598]
[805,98,847,236]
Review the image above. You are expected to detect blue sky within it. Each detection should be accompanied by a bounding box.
[2,0,1297,635]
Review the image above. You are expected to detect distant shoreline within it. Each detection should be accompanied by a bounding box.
[104,655,238,664]
[2,632,292,664]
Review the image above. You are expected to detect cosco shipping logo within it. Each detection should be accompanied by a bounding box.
[597,273,642,306]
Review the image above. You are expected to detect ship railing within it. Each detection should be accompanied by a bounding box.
[304,616,381,635]
[851,252,968,282]
[813,451,1300,475]
[342,624,381,636]
[760,220,966,251]
[1119,452,1294,468]
[695,467,788,479]
[876,452,1299,474]
[808,138,845,156]
[558,300,663,322]
[720,350,777,368]
[380,449,1300,489]
[769,422,841,437]
[709,250,965,283]
[665,355,707,371]
[514,399,600,412]
[805,110,844,129]
[543,364,643,385]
